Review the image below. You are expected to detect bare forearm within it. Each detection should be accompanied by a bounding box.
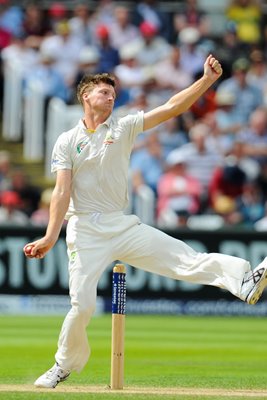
[144,55,222,131]
[167,75,212,115]
[45,188,70,242]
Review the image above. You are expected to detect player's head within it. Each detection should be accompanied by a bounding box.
[77,73,116,106]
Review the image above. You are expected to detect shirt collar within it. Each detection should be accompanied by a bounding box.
[79,115,112,133]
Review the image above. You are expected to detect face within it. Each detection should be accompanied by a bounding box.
[83,83,116,113]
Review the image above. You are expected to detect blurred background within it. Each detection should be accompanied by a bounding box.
[1,0,267,317]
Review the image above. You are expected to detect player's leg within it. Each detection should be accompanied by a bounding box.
[114,222,267,303]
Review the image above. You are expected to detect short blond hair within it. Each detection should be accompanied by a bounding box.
[77,73,116,105]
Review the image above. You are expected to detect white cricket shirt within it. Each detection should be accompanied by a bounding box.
[51,111,144,217]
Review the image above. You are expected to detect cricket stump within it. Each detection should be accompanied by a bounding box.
[110,263,126,390]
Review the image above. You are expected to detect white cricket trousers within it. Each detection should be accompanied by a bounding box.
[55,211,251,372]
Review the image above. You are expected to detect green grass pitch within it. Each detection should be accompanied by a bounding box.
[0,314,267,399]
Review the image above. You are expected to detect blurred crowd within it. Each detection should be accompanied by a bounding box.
[1,0,267,230]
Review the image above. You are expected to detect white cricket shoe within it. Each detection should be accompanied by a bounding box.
[241,257,267,305]
[34,363,70,388]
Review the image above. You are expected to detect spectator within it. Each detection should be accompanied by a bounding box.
[133,21,171,67]
[212,89,243,138]
[0,150,11,191]
[132,0,171,41]
[109,5,140,51]
[113,75,132,110]
[256,158,267,201]
[158,117,188,157]
[114,41,151,95]
[130,131,165,196]
[177,26,206,78]
[153,45,193,93]
[24,47,70,104]
[1,31,39,73]
[169,122,223,194]
[217,57,263,124]
[93,0,115,27]
[209,163,247,212]
[237,106,267,164]
[226,0,262,47]
[214,21,246,80]
[48,2,68,33]
[22,2,50,48]
[31,188,53,226]
[40,20,84,86]
[0,24,11,51]
[68,1,96,45]
[0,0,23,37]
[254,201,267,231]
[10,170,41,217]
[157,151,202,228]
[173,0,211,41]
[247,49,267,106]
[0,190,29,225]
[72,45,100,93]
[235,180,265,227]
[95,24,120,73]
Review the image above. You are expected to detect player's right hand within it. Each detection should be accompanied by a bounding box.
[23,237,55,259]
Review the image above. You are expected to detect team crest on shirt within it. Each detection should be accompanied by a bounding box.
[103,131,115,145]
[77,139,89,154]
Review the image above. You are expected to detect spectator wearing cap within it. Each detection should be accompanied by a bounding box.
[40,20,84,85]
[0,190,29,225]
[132,0,171,41]
[48,2,67,34]
[95,24,120,73]
[157,150,202,228]
[212,89,243,138]
[177,26,206,78]
[133,21,171,67]
[114,41,151,96]
[217,57,263,124]
[72,45,100,92]
[109,5,140,51]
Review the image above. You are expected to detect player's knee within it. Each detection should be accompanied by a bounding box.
[70,300,96,321]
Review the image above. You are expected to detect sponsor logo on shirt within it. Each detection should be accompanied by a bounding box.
[77,139,89,154]
[103,131,115,145]
[51,158,59,166]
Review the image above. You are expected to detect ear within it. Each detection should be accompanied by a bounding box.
[82,91,89,102]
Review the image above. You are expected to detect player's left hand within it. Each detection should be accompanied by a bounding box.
[204,54,223,81]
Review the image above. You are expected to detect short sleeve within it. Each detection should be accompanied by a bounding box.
[51,132,72,173]
[119,111,144,144]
